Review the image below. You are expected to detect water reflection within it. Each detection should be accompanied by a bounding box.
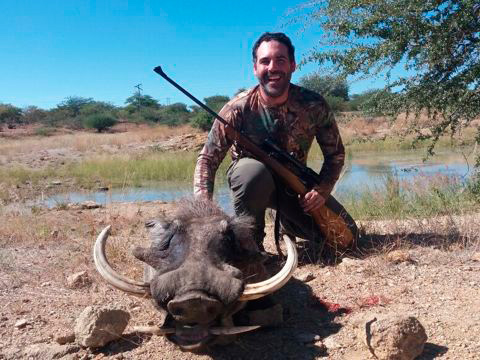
[42,150,472,213]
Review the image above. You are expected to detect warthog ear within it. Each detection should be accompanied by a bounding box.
[146,219,181,249]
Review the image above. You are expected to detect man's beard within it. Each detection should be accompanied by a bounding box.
[258,71,291,98]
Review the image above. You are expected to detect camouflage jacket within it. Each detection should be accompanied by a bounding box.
[194,84,345,198]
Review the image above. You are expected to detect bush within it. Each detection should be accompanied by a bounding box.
[35,127,56,137]
[83,114,117,132]
[324,95,348,112]
[190,112,214,131]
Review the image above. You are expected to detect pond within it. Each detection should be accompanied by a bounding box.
[41,149,474,214]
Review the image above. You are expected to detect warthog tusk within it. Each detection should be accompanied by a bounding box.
[133,326,175,335]
[239,234,298,301]
[93,226,151,296]
[132,325,260,336]
[93,226,297,301]
[209,325,261,335]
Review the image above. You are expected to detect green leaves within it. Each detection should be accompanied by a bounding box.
[291,0,480,164]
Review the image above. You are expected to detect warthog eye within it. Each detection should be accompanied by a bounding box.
[156,231,175,251]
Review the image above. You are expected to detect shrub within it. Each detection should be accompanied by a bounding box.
[35,127,56,137]
[324,95,348,112]
[83,114,117,132]
[190,112,214,131]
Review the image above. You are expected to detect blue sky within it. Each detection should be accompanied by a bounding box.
[0,0,384,110]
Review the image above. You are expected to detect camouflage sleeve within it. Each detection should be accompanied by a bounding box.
[314,108,345,199]
[193,105,236,198]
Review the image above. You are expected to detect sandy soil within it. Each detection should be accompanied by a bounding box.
[0,124,479,359]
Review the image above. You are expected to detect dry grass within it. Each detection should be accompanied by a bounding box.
[0,124,200,156]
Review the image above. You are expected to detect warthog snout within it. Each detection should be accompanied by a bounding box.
[167,291,223,325]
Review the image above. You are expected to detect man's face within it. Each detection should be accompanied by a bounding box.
[254,40,296,99]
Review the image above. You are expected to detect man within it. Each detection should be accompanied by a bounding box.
[194,32,345,251]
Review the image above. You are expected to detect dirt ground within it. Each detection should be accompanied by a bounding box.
[1,124,479,359]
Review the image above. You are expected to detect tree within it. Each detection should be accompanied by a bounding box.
[0,104,22,128]
[298,73,349,100]
[83,114,117,132]
[157,103,191,126]
[57,96,95,117]
[291,0,480,157]
[190,95,230,131]
[124,93,160,112]
[22,106,47,124]
[349,89,390,112]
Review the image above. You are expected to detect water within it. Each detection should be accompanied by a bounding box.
[41,150,473,213]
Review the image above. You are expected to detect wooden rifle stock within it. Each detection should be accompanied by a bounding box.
[154,66,356,249]
[222,126,355,249]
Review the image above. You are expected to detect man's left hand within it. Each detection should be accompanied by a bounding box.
[299,189,325,213]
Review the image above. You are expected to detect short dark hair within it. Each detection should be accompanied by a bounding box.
[252,32,295,62]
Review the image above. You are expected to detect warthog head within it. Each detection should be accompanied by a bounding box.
[94,198,297,351]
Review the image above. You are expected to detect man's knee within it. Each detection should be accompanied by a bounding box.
[228,158,275,205]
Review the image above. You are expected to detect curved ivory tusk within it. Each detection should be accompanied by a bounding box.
[133,325,260,336]
[239,234,298,301]
[93,225,151,296]
[133,325,175,335]
[210,325,260,335]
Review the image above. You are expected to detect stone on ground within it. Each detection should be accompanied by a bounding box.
[355,313,427,360]
[74,306,130,348]
[66,271,91,289]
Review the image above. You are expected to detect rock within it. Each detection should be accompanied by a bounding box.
[339,258,364,271]
[80,201,102,209]
[471,252,480,262]
[74,306,130,348]
[97,186,109,191]
[386,250,413,264]
[324,336,342,349]
[14,319,29,328]
[55,331,76,345]
[51,180,62,186]
[297,271,315,283]
[247,303,283,327]
[66,271,91,289]
[356,314,427,360]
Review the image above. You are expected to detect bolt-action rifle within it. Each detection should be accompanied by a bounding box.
[154,66,358,249]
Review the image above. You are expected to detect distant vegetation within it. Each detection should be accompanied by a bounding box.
[0,91,232,133]
[0,81,387,133]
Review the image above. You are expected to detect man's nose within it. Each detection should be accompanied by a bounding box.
[268,60,279,72]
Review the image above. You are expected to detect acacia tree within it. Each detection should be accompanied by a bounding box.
[298,73,349,100]
[190,95,230,131]
[291,0,480,160]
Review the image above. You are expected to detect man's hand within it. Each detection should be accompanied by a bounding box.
[299,189,325,213]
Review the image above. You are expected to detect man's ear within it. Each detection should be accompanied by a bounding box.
[290,60,296,73]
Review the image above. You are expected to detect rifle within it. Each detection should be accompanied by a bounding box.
[154,66,358,249]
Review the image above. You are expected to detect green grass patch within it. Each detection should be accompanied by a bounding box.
[0,166,57,186]
[0,151,231,190]
[61,151,231,188]
[342,173,479,220]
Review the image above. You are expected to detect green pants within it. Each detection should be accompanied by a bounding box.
[227,157,323,246]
